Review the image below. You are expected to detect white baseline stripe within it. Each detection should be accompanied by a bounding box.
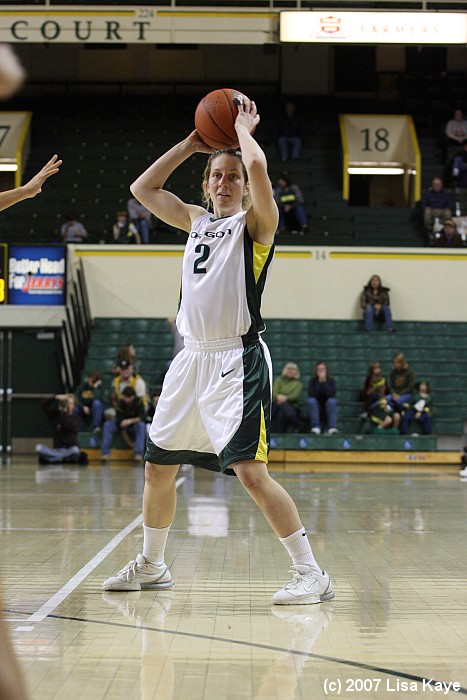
[20,476,186,626]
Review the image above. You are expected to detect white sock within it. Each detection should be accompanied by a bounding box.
[279,527,322,575]
[142,524,171,565]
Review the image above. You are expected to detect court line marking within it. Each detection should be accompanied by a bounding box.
[16,476,186,627]
[10,612,467,696]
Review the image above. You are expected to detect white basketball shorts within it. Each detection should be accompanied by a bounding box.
[145,336,272,475]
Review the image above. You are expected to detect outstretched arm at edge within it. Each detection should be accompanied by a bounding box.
[0,155,61,213]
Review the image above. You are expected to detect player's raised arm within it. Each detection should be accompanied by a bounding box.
[0,155,61,212]
[130,131,214,233]
[235,100,278,246]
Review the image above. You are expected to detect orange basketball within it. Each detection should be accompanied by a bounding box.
[195,88,251,150]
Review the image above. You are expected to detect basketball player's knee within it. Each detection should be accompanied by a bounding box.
[144,461,177,485]
[234,462,268,491]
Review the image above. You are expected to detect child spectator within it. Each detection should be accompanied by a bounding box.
[435,219,464,248]
[360,360,390,409]
[113,210,141,244]
[368,397,400,433]
[399,380,433,435]
[75,370,105,433]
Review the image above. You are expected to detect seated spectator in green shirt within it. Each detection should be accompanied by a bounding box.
[272,362,303,433]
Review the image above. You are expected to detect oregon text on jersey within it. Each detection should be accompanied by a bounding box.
[189,228,232,239]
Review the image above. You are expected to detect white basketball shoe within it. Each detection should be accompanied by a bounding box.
[102,554,174,591]
[272,565,335,605]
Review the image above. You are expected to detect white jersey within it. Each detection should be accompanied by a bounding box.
[176,211,274,342]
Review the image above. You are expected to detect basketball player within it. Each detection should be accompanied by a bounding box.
[102,97,335,605]
[0,152,60,700]
[0,47,61,700]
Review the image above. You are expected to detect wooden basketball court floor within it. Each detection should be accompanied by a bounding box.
[1,457,466,700]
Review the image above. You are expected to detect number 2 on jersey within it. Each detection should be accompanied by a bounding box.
[193,243,210,274]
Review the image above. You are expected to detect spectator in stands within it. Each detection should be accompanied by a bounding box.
[0,155,61,212]
[272,362,303,433]
[111,360,148,409]
[368,397,400,433]
[101,386,147,463]
[360,275,395,332]
[386,352,415,414]
[399,380,433,435]
[445,108,467,161]
[421,177,452,232]
[75,370,105,434]
[60,211,88,244]
[127,195,153,244]
[452,143,467,189]
[435,218,463,248]
[274,173,308,234]
[113,210,141,244]
[111,343,138,375]
[360,360,390,409]
[35,394,87,465]
[277,101,302,161]
[307,361,338,435]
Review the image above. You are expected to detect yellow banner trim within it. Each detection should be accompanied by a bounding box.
[329,251,467,261]
[74,249,184,257]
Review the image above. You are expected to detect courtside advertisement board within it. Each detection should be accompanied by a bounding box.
[8,245,66,305]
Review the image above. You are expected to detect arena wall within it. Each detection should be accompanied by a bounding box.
[69,245,467,323]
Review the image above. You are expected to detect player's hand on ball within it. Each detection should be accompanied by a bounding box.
[186,129,216,154]
[235,98,260,135]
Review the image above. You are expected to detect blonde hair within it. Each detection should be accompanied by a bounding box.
[392,352,408,369]
[202,148,251,211]
[282,362,300,379]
